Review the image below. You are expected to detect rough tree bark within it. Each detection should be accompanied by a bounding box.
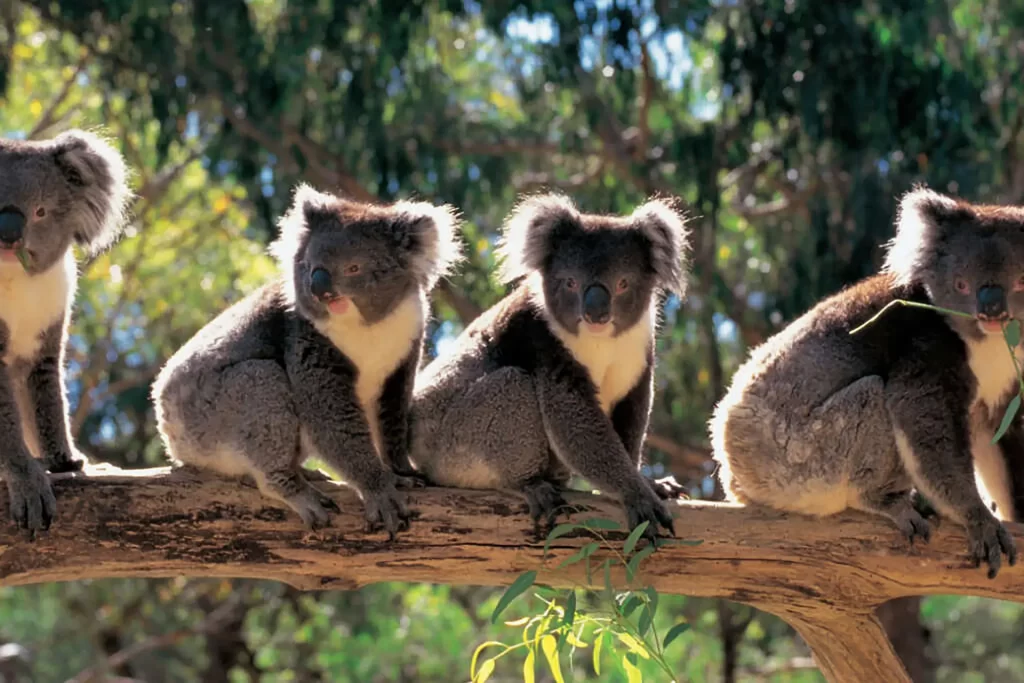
[2,466,1023,683]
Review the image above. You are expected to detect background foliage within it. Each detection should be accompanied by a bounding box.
[1,0,1023,680]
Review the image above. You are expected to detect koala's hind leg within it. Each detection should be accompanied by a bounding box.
[431,367,567,528]
[720,375,906,519]
[157,360,339,529]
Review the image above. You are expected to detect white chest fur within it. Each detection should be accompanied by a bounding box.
[966,333,1024,418]
[552,306,654,415]
[0,251,76,364]
[316,292,425,456]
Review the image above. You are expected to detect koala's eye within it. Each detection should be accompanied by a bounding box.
[955,278,970,294]
[564,277,578,292]
[343,264,361,276]
[616,278,629,293]
[34,207,46,219]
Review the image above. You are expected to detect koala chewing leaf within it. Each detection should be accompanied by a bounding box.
[153,184,463,537]
[409,193,690,542]
[710,186,1024,579]
[0,129,131,533]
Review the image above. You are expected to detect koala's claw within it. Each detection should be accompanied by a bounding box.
[966,516,1017,579]
[522,480,568,538]
[362,487,412,540]
[647,475,687,501]
[287,487,339,531]
[893,507,931,545]
[45,451,86,474]
[624,489,676,542]
[6,462,57,537]
[394,471,430,489]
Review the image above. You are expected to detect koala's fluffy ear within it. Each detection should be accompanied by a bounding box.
[390,200,465,290]
[631,197,691,296]
[269,183,329,267]
[497,193,580,284]
[883,186,970,288]
[52,129,132,254]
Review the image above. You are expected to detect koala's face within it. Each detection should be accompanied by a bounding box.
[542,223,659,337]
[274,186,461,325]
[498,194,690,339]
[927,213,1024,341]
[888,189,1024,341]
[0,131,128,275]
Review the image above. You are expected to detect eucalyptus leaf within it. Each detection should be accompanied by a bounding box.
[490,570,537,624]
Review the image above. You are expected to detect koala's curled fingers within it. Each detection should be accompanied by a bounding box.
[362,486,413,540]
[287,486,341,531]
[891,506,931,546]
[624,487,676,543]
[393,471,430,489]
[522,479,569,538]
[965,511,1017,579]
[45,450,86,474]
[5,460,56,537]
[647,474,687,501]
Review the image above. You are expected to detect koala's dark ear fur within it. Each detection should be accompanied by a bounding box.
[390,200,465,290]
[631,196,691,296]
[270,183,329,267]
[52,129,132,254]
[883,185,969,288]
[497,193,580,284]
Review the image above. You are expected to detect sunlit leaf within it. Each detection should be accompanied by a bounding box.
[474,658,495,683]
[593,630,606,675]
[524,648,536,683]
[541,634,565,683]
[615,632,651,659]
[623,653,643,683]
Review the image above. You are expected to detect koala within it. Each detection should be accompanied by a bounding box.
[409,193,690,541]
[710,186,1024,578]
[0,130,130,533]
[152,184,463,537]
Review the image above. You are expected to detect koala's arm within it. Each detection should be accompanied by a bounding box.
[886,353,1016,572]
[26,323,82,472]
[536,364,668,524]
[0,364,56,530]
[377,347,420,476]
[286,329,399,495]
[611,355,654,467]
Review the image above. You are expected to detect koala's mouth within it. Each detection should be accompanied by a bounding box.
[977,316,1012,335]
[0,243,30,269]
[322,295,352,315]
[581,320,614,336]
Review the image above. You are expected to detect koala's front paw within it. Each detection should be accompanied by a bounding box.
[647,474,687,501]
[965,512,1017,579]
[521,479,569,538]
[362,486,412,540]
[285,486,341,531]
[623,488,676,542]
[45,448,87,474]
[5,460,57,536]
[394,471,430,489]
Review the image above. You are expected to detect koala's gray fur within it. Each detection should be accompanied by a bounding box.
[152,184,463,537]
[0,129,131,533]
[710,186,1023,578]
[409,193,689,541]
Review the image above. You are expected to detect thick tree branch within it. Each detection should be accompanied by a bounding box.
[3,468,1024,680]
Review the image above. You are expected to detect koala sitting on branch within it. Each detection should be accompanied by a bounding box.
[710,187,1023,578]
[409,193,690,541]
[153,184,463,538]
[0,129,131,534]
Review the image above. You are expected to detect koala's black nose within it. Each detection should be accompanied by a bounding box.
[310,268,334,300]
[583,284,612,325]
[977,285,1008,319]
[0,207,25,247]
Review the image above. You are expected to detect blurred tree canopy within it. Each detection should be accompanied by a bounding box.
[2,0,1024,680]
